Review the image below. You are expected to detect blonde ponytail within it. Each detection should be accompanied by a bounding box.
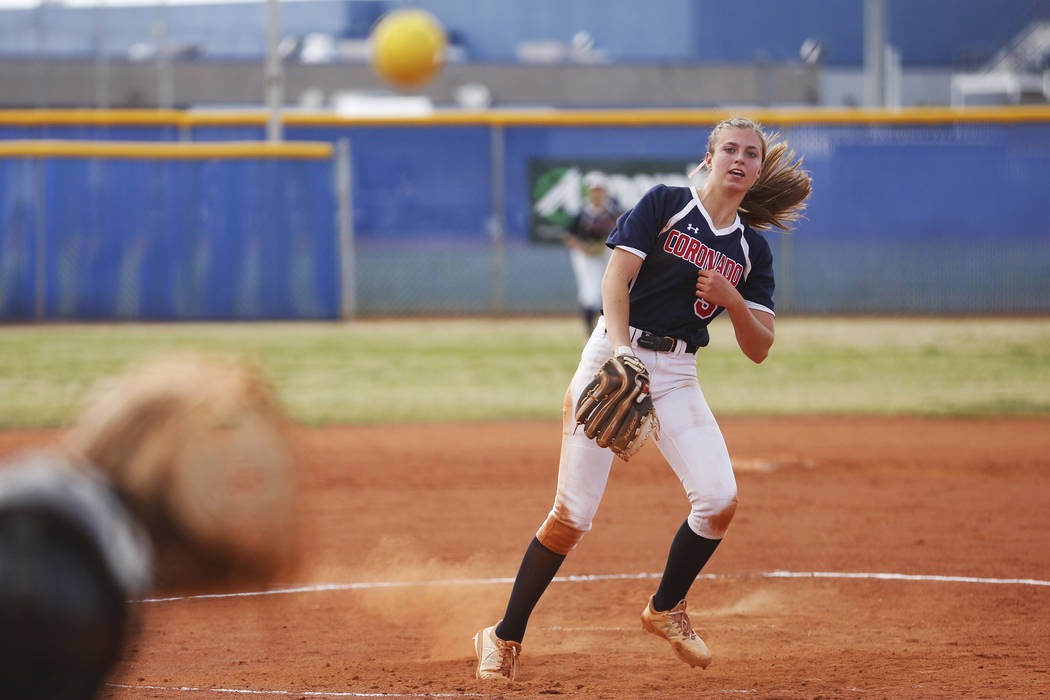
[740,139,812,231]
[705,117,813,231]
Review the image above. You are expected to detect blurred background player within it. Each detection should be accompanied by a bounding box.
[565,171,623,334]
[473,117,812,681]
[0,352,296,699]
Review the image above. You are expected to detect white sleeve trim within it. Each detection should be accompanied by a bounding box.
[660,198,698,234]
[739,234,752,281]
[616,245,647,260]
[745,300,775,317]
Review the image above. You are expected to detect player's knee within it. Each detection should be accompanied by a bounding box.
[536,512,587,555]
[688,493,738,540]
[561,387,574,423]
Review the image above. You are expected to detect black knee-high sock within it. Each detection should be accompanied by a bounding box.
[652,520,721,612]
[495,537,566,643]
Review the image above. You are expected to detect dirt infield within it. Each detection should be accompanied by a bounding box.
[2,417,1049,699]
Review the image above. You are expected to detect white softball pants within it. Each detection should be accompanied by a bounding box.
[543,316,738,548]
[568,248,609,310]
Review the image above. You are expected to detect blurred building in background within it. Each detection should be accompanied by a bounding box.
[0,0,1047,110]
[2,0,1050,322]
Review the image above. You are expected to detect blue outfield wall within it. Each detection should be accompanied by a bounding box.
[1,109,1049,319]
[0,142,340,320]
[312,115,1049,315]
[785,122,1050,313]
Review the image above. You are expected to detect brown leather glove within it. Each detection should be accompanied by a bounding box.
[574,353,658,460]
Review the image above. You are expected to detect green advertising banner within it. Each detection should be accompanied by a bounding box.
[529,159,702,244]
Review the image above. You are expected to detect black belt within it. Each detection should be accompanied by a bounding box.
[636,330,700,354]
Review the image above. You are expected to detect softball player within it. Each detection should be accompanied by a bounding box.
[474,117,812,680]
[565,171,622,334]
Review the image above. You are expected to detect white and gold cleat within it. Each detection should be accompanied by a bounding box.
[641,595,713,668]
[473,623,521,681]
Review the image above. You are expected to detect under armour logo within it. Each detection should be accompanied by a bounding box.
[687,224,699,234]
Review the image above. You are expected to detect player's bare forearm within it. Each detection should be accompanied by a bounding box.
[601,277,632,351]
[601,249,643,352]
[726,302,774,363]
[696,269,773,363]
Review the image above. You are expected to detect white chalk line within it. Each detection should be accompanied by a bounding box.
[115,570,1049,698]
[106,683,758,696]
[138,569,1050,604]
[106,684,482,697]
[546,625,626,632]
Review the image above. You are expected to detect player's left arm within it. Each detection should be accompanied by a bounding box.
[696,270,775,363]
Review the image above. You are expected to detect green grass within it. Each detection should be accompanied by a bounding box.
[0,316,1047,428]
[699,316,1050,416]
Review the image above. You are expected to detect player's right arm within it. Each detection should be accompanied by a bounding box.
[601,247,643,354]
[602,185,678,355]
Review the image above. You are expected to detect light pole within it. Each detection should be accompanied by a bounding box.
[265,0,283,141]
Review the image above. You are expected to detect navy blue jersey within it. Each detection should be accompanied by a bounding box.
[606,184,775,349]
